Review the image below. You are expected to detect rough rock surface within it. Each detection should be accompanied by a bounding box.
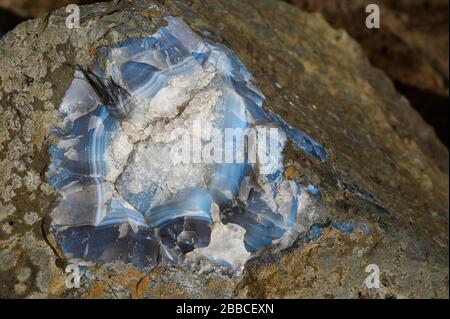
[0,0,448,299]
[2,0,448,146]
[0,0,97,18]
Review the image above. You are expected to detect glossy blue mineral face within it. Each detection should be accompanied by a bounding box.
[47,17,328,269]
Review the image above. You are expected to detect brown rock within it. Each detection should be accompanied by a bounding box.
[0,0,448,299]
[282,0,449,145]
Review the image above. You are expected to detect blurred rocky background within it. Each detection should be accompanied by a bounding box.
[1,0,447,146]
[284,0,449,147]
[0,0,95,18]
[0,9,22,37]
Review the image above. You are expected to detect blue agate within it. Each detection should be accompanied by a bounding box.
[47,16,328,268]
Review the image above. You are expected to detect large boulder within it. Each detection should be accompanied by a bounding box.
[0,0,448,298]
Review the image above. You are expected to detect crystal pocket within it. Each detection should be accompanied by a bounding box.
[46,17,328,269]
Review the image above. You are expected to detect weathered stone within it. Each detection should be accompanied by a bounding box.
[0,0,448,299]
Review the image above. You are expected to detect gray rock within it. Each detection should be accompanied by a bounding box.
[0,0,448,299]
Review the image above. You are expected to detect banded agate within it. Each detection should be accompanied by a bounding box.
[47,17,328,269]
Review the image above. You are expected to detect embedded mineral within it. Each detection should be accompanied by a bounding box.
[47,16,327,269]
